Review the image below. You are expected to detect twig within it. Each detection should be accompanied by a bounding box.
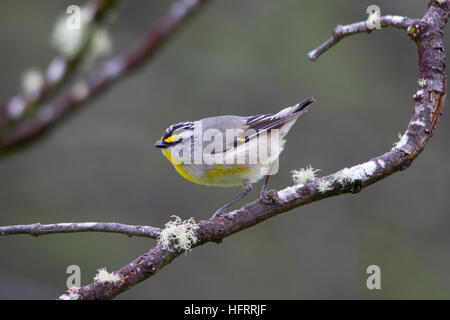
[308,15,413,61]
[0,222,161,239]
[0,0,210,153]
[57,0,449,300]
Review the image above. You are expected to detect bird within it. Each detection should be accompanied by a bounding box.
[154,96,316,217]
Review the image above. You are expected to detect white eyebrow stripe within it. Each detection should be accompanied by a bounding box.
[164,121,194,138]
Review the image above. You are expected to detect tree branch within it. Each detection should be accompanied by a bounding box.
[56,0,449,300]
[0,222,161,239]
[0,0,119,131]
[307,15,414,61]
[0,0,210,154]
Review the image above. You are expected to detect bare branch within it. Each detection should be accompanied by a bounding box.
[308,15,413,61]
[0,0,210,153]
[0,222,161,239]
[57,0,449,300]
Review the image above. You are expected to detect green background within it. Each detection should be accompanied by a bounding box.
[0,0,449,299]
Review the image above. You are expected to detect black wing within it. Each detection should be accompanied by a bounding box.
[243,97,315,141]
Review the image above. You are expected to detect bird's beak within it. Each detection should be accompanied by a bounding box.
[154,139,169,148]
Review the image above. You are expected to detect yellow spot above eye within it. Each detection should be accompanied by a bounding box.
[164,134,179,143]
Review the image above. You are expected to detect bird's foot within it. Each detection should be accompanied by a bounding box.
[260,189,279,205]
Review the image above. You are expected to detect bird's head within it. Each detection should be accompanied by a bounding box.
[154,121,194,152]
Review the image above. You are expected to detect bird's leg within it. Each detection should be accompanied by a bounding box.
[260,164,274,198]
[260,174,271,198]
[212,180,253,218]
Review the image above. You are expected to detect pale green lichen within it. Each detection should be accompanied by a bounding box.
[93,267,122,284]
[317,179,333,194]
[158,216,199,252]
[418,78,427,87]
[292,166,321,185]
[332,168,354,185]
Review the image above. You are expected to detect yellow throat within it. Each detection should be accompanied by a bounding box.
[162,149,198,183]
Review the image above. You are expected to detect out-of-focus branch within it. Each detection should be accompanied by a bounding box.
[0,0,119,131]
[57,0,449,300]
[0,222,161,239]
[0,0,210,154]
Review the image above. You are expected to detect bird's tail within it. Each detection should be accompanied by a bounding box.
[293,96,316,113]
[244,97,316,140]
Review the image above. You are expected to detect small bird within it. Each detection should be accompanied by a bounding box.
[154,97,316,216]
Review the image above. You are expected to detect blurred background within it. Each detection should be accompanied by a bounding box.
[0,0,449,299]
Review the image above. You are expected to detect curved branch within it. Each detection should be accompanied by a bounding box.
[0,222,161,239]
[57,0,449,300]
[0,0,210,153]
